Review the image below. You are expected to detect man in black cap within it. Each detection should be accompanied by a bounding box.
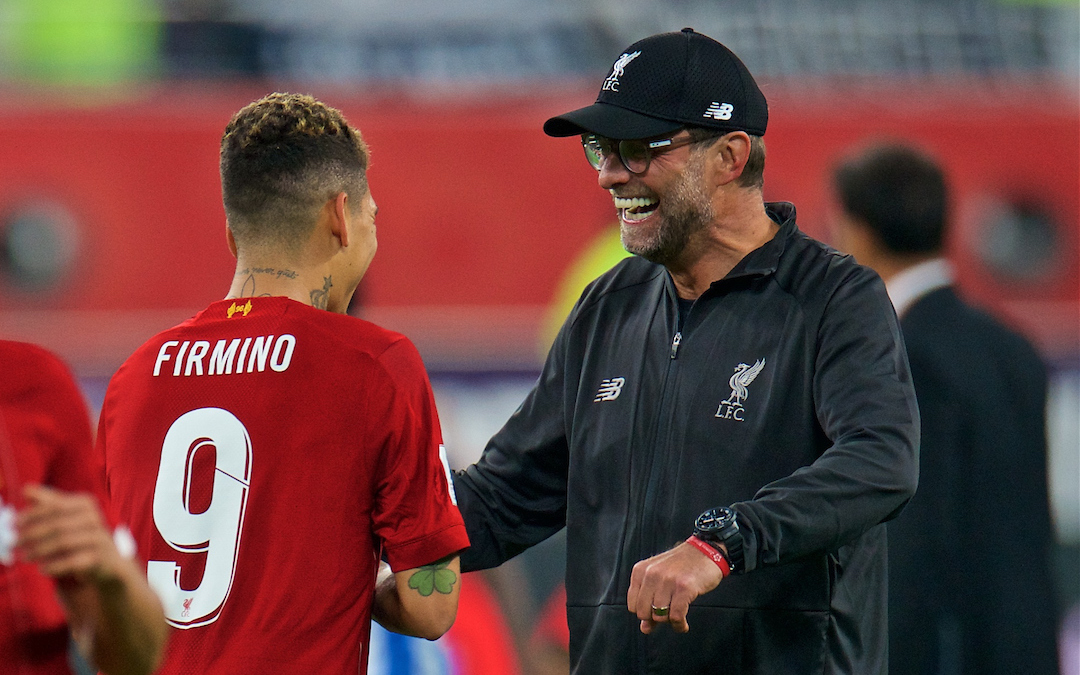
[453,29,919,674]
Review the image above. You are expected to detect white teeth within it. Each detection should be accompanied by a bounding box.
[613,196,658,210]
[622,209,653,223]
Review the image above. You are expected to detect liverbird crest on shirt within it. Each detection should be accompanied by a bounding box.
[716,359,766,422]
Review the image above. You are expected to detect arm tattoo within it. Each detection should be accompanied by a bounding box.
[310,276,332,310]
[406,560,458,597]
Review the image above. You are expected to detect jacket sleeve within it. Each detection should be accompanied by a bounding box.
[452,320,572,573]
[735,265,920,572]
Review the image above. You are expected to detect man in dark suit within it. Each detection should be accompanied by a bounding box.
[830,143,1060,675]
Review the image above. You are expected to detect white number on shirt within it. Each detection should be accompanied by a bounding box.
[147,407,252,628]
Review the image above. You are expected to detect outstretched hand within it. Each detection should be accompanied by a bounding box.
[627,541,725,634]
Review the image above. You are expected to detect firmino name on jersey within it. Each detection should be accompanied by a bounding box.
[153,334,296,377]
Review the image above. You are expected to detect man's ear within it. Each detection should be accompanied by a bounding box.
[709,132,751,187]
[329,191,350,248]
[226,225,238,259]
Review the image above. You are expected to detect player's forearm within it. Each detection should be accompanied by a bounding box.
[63,559,168,675]
[16,486,169,675]
[372,556,461,640]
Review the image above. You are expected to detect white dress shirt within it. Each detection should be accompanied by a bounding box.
[885,258,954,318]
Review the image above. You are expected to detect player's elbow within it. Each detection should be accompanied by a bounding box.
[393,554,463,640]
[412,603,458,641]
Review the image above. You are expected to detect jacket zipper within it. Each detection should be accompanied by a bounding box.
[635,327,683,672]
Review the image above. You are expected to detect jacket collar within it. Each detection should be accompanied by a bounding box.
[716,201,797,282]
[661,202,798,304]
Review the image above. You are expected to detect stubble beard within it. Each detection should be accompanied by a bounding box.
[621,155,714,267]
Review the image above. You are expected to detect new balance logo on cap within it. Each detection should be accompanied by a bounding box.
[704,102,734,120]
[602,51,642,92]
[594,377,626,402]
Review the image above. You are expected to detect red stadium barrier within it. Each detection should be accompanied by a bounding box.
[0,82,1075,371]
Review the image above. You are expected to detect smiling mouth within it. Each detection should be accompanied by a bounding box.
[614,196,658,223]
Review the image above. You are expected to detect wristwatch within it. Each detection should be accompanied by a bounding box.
[693,506,745,574]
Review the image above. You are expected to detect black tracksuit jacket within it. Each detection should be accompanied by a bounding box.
[454,203,920,674]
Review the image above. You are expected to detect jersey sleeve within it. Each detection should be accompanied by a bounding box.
[370,338,469,572]
[15,345,108,516]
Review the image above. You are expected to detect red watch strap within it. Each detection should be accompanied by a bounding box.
[686,535,731,578]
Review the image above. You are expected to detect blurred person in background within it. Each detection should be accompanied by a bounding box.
[0,340,167,675]
[94,92,468,674]
[830,142,1060,675]
[453,28,919,674]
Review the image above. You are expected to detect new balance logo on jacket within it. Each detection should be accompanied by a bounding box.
[594,377,625,402]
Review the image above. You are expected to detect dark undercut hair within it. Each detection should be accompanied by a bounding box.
[220,92,370,253]
[833,143,948,255]
[685,127,766,189]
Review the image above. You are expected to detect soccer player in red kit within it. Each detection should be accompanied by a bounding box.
[95,93,469,674]
[1,340,167,675]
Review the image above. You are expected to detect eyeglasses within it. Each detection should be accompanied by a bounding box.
[581,133,697,175]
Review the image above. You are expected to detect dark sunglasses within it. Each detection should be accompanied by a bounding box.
[581,133,696,175]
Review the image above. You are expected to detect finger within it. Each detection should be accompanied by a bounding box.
[666,596,689,626]
[22,484,55,505]
[636,595,660,621]
[637,571,673,620]
[27,528,115,582]
[18,496,79,529]
[630,567,661,620]
[649,598,674,622]
[21,525,101,564]
[18,495,104,540]
[20,485,79,521]
[672,617,690,633]
[18,506,75,547]
[19,508,107,558]
[35,548,100,579]
[24,485,98,512]
[627,561,645,611]
[639,618,656,635]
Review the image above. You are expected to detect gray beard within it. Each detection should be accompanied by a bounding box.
[622,160,714,266]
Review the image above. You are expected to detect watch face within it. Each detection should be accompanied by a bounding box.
[695,507,733,535]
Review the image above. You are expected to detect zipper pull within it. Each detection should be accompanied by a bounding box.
[670,332,682,359]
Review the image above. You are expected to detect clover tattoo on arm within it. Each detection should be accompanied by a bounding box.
[407,560,458,597]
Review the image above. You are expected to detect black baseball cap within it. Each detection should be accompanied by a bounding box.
[544,28,768,140]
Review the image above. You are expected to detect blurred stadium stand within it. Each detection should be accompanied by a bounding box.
[147,0,1080,83]
[0,1,1076,672]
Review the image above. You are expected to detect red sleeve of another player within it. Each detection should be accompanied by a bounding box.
[371,338,469,572]
[32,348,109,517]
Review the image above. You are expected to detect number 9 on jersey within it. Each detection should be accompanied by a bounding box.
[147,407,252,628]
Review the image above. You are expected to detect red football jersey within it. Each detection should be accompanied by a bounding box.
[0,340,103,675]
[97,297,469,674]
